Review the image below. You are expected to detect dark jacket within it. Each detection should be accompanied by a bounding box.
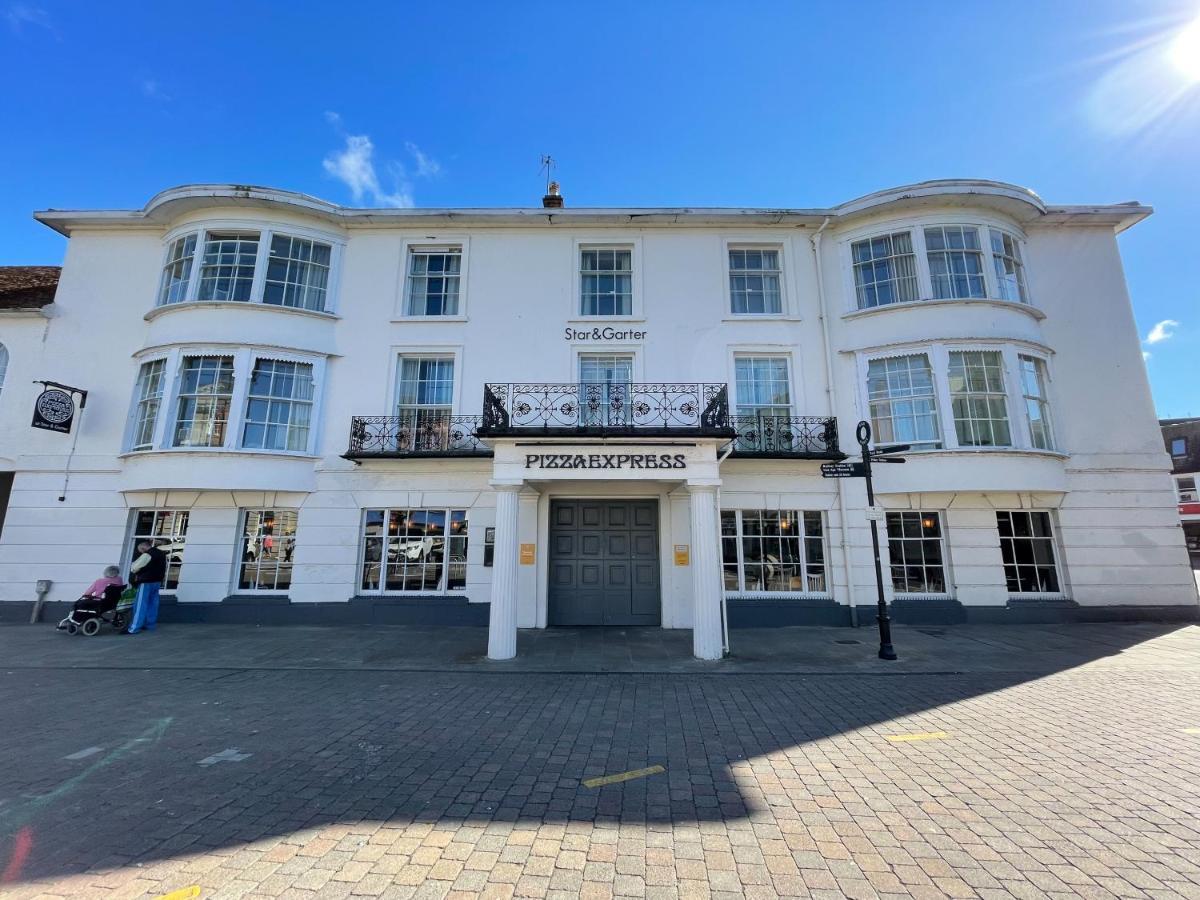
[133,546,168,585]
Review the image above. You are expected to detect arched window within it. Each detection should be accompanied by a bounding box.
[0,343,8,399]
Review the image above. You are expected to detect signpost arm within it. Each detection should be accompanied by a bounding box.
[856,421,897,661]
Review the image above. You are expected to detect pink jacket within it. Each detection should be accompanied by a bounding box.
[83,575,124,598]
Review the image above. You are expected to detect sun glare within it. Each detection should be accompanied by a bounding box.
[1168,14,1200,83]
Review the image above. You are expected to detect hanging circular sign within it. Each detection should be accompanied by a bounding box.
[31,388,76,433]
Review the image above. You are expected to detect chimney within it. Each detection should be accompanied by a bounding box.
[542,181,563,208]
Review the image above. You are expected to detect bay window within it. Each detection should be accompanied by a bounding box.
[154,227,338,312]
[173,355,235,448]
[359,508,468,594]
[128,349,323,454]
[848,223,1033,310]
[721,509,827,594]
[729,247,783,315]
[948,350,1011,447]
[866,355,940,449]
[885,512,948,595]
[997,511,1063,595]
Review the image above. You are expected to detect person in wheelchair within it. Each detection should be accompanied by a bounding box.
[57,565,126,632]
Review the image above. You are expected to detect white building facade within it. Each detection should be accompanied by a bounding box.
[1,180,1195,657]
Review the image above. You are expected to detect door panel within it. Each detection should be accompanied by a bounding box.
[547,499,661,626]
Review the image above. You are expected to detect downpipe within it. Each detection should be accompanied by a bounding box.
[30,578,52,624]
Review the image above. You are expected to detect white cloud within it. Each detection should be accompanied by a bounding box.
[1143,350,1152,361]
[141,79,169,101]
[321,114,442,208]
[322,134,413,208]
[406,142,441,178]
[1146,319,1179,344]
[5,4,53,35]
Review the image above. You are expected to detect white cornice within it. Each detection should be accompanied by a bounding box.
[32,179,1153,237]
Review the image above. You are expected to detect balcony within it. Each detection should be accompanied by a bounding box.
[729,415,842,459]
[345,414,490,460]
[478,383,736,438]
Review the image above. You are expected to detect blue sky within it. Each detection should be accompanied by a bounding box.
[2,0,1197,416]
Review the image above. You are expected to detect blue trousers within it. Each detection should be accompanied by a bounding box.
[127,582,161,633]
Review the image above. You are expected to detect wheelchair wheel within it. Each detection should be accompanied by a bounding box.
[113,613,126,630]
[66,622,78,635]
[81,618,101,636]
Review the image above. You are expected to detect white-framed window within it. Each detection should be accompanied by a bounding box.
[128,348,324,454]
[580,247,633,316]
[0,342,8,400]
[236,509,298,592]
[866,354,941,449]
[241,359,314,452]
[395,356,455,451]
[990,229,1028,303]
[154,225,340,312]
[1178,476,1198,503]
[404,246,462,316]
[197,232,259,302]
[264,234,331,311]
[885,511,949,595]
[851,232,919,308]
[948,350,1011,447]
[925,225,986,300]
[721,509,827,594]
[579,353,634,427]
[158,234,197,305]
[130,359,167,450]
[359,508,468,594]
[996,510,1063,596]
[1018,355,1054,450]
[172,355,236,448]
[734,356,792,419]
[1172,437,1188,457]
[728,247,783,315]
[129,509,189,591]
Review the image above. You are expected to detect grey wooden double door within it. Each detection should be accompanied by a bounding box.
[548,500,661,626]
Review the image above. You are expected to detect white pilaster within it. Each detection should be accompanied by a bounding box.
[688,484,724,660]
[487,483,522,660]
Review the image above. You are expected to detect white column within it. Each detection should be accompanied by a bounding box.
[688,484,724,660]
[487,483,522,660]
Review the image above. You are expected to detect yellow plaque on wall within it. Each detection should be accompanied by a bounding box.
[519,543,536,565]
[673,544,690,566]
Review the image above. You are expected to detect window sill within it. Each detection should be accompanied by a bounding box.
[721,315,802,323]
[119,448,321,461]
[843,297,1045,322]
[145,301,340,323]
[390,315,469,323]
[898,447,1068,460]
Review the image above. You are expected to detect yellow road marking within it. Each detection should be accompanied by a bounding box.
[885,731,949,743]
[583,765,665,788]
[156,887,201,900]
[1183,728,1200,735]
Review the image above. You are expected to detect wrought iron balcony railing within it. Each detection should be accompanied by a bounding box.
[478,383,735,436]
[345,413,490,459]
[729,415,842,459]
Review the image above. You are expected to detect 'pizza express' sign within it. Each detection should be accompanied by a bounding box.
[31,388,77,434]
[525,452,686,470]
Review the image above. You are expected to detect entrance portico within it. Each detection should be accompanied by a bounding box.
[484,438,728,660]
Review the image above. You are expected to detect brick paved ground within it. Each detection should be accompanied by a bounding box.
[4,625,1200,898]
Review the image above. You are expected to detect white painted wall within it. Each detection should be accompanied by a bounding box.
[0,184,1192,616]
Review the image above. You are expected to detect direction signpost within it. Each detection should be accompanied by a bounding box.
[822,421,907,660]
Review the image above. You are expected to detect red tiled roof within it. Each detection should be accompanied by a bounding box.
[0,266,60,309]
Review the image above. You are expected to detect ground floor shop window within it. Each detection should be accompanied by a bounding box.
[237,509,298,591]
[721,509,827,594]
[360,508,468,593]
[885,511,949,595]
[997,510,1062,595]
[130,509,189,590]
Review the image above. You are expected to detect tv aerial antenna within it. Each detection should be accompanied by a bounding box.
[539,155,556,193]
